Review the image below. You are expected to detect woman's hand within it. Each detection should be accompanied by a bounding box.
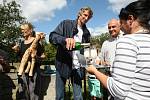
[36,32,45,40]
[86,64,98,75]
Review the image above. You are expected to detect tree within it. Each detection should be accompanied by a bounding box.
[44,42,57,65]
[90,32,110,49]
[0,1,25,62]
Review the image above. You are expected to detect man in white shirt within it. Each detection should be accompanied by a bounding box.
[96,19,122,100]
[96,19,122,70]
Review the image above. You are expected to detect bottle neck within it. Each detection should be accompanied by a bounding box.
[74,42,90,50]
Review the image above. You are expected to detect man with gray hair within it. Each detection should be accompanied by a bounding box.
[49,6,93,100]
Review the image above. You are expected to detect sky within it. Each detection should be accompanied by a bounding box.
[0,0,137,41]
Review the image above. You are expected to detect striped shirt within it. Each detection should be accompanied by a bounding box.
[107,33,150,100]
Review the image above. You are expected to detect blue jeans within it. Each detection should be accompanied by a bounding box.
[56,68,84,100]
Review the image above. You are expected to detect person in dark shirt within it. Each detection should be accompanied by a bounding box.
[49,6,93,100]
[12,22,45,100]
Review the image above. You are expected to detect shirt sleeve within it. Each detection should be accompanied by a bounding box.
[107,36,138,99]
[49,20,66,46]
[98,41,107,61]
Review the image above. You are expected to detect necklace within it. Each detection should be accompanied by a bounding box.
[134,29,149,34]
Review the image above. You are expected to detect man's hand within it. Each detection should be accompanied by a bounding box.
[95,59,100,65]
[65,38,75,50]
[101,60,110,66]
[95,59,110,66]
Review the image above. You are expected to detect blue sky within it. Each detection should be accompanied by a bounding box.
[33,0,116,30]
[0,0,137,41]
[32,0,118,36]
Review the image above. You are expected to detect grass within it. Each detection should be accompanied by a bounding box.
[64,78,91,100]
[64,77,109,100]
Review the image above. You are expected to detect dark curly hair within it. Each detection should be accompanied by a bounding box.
[119,0,150,30]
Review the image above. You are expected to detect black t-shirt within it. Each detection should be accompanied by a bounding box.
[19,40,44,68]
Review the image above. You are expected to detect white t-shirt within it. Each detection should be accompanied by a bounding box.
[99,37,118,66]
[72,26,83,69]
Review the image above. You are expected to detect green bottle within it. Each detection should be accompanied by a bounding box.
[75,42,81,50]
[74,42,90,50]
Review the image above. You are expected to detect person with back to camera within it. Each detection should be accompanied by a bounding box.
[86,0,150,99]
[49,6,93,100]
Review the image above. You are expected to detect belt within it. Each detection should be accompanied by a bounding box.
[88,76,97,79]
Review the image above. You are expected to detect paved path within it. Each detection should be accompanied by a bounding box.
[39,65,56,100]
[44,75,56,100]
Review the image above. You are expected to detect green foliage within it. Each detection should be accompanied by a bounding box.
[0,1,25,62]
[64,79,90,100]
[98,32,110,46]
[0,1,25,44]
[44,42,57,65]
[90,32,110,49]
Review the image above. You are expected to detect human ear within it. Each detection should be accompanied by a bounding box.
[128,15,134,25]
